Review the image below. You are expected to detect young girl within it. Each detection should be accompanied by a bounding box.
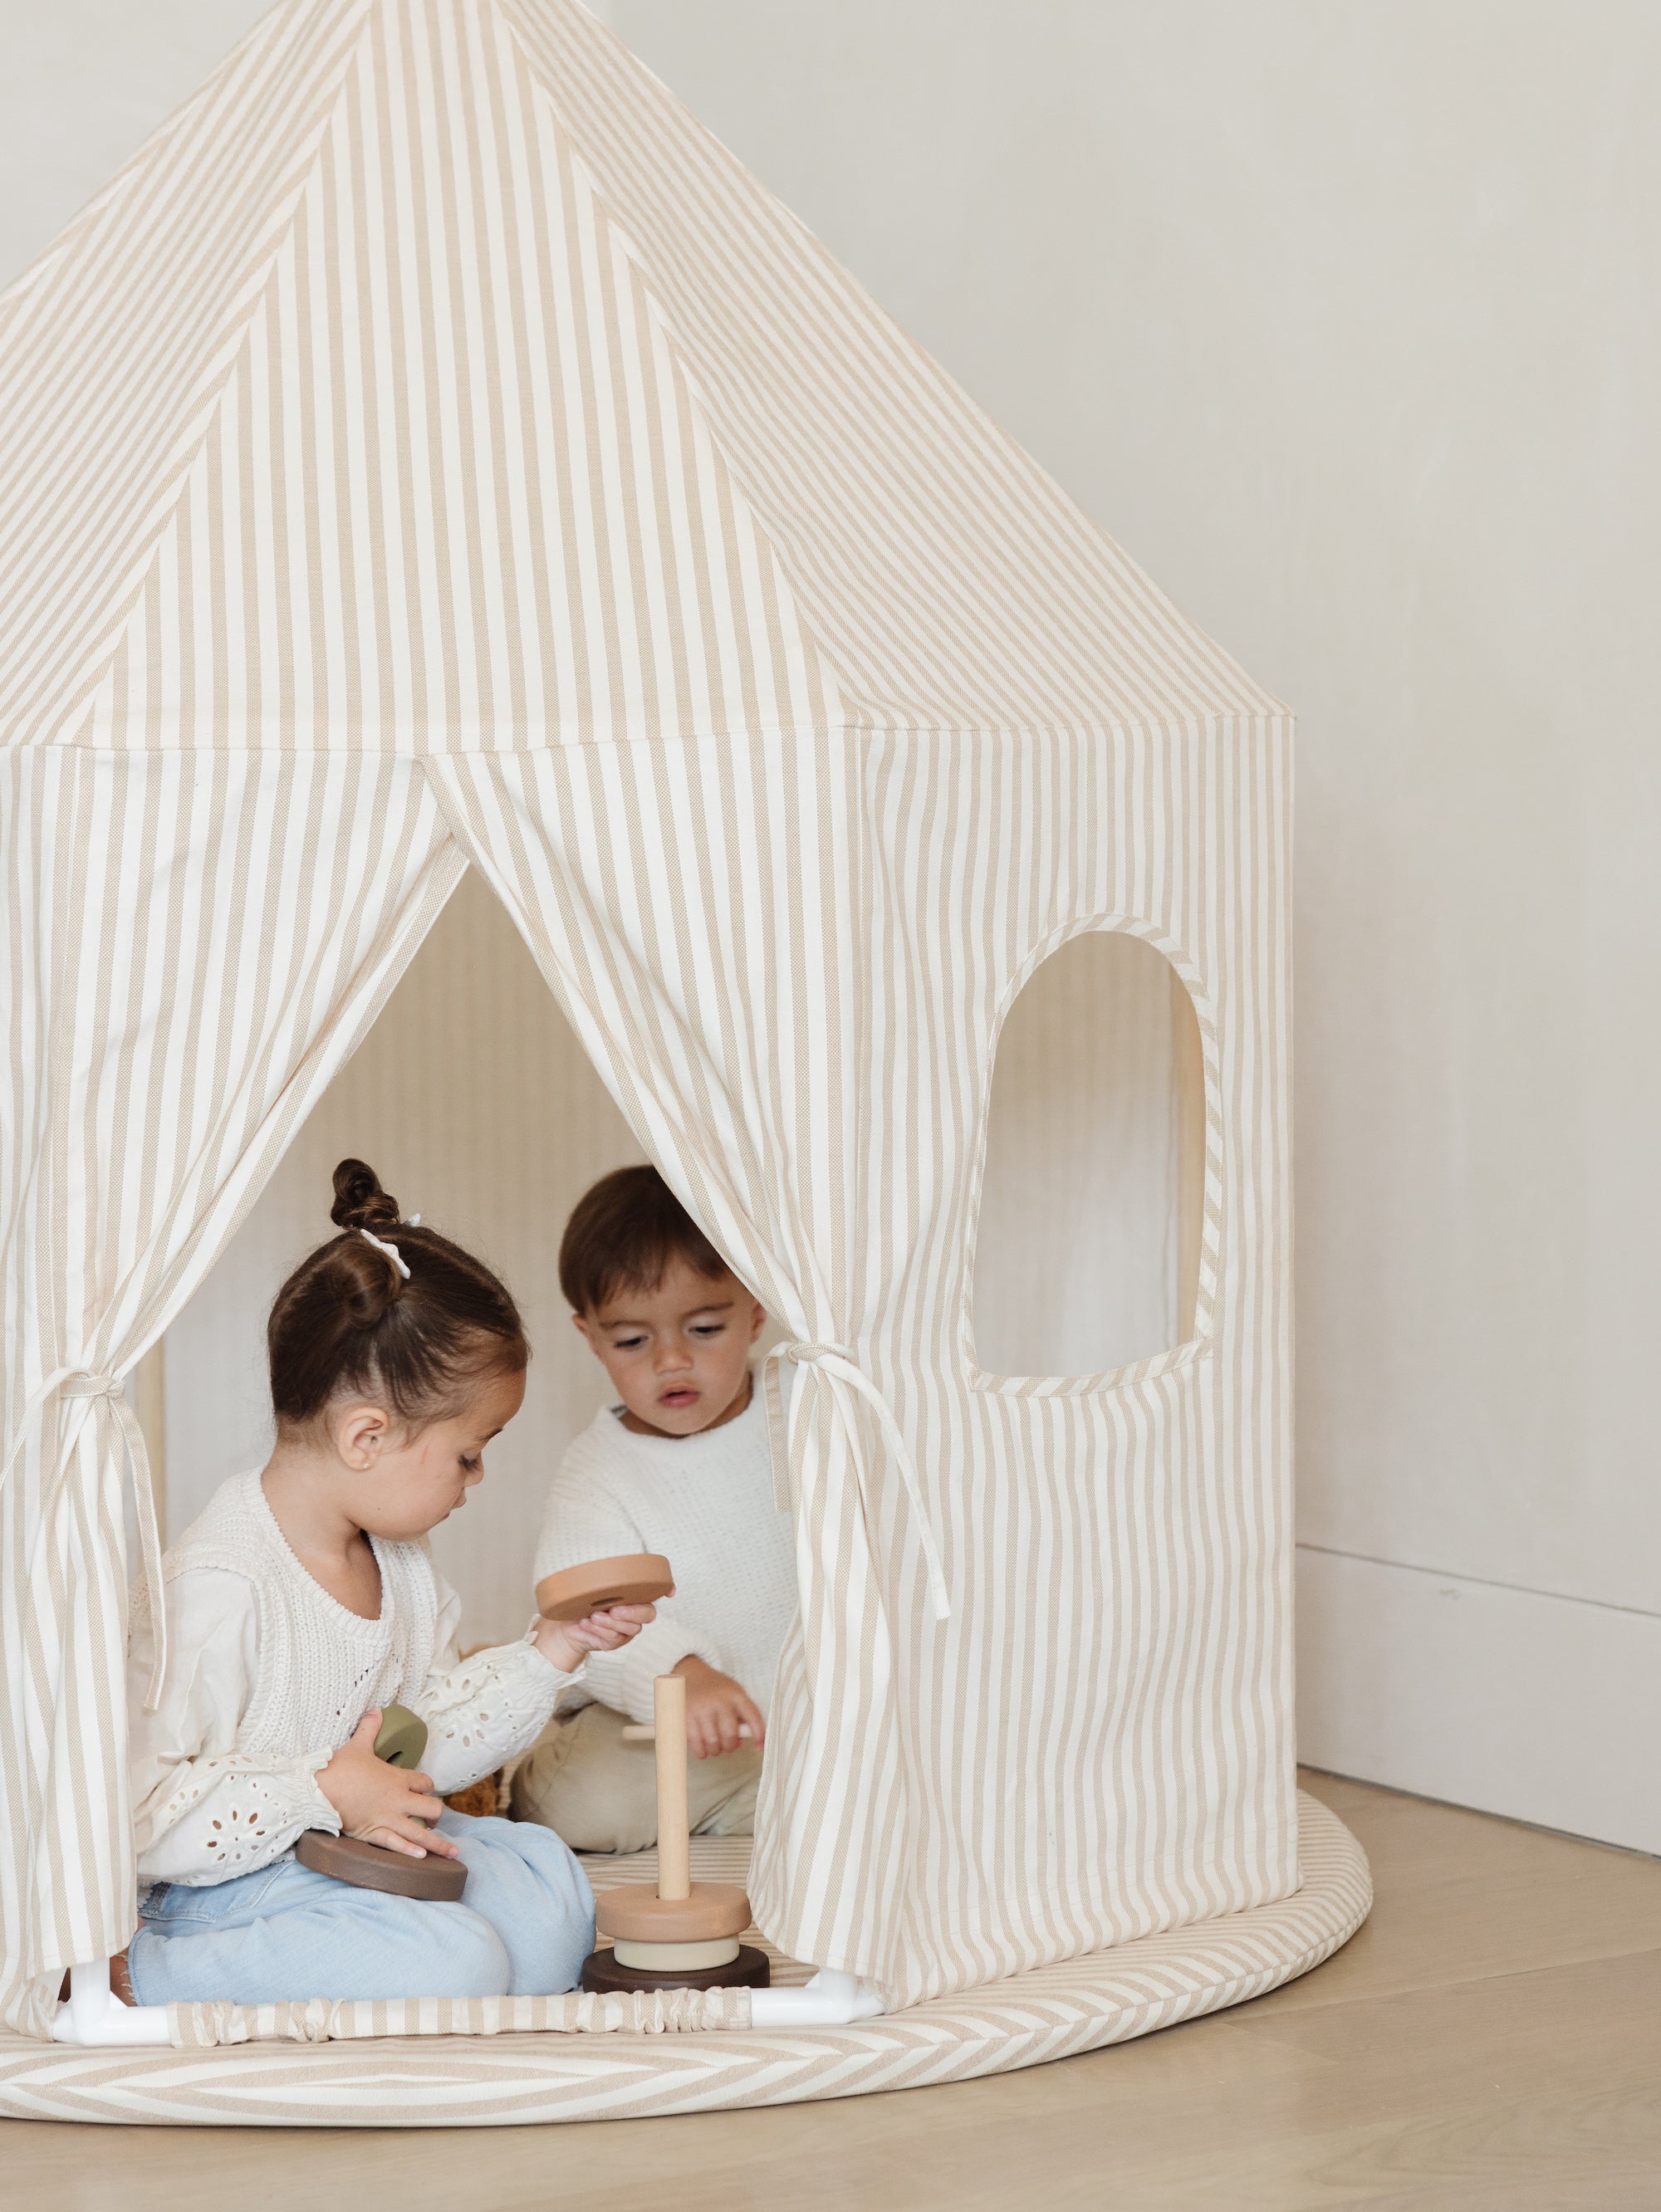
[120,1160,654,2007]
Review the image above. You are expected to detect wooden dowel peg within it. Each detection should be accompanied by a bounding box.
[654,1672,691,1904]
[620,1721,754,1744]
[583,1657,767,1992]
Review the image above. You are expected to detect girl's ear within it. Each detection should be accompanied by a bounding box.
[747,1299,767,1345]
[336,1402,390,1471]
[571,1310,601,1357]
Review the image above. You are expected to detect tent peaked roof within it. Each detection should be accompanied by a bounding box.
[0,0,1281,752]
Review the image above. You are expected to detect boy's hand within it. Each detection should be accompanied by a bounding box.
[536,1601,658,1676]
[317,1710,459,1860]
[673,1653,766,1758]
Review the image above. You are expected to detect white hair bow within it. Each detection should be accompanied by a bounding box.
[359,1226,410,1280]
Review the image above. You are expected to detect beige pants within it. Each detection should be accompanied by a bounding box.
[510,1701,762,1855]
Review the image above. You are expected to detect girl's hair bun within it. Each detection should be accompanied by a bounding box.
[268,1163,528,1432]
[330,1157,402,1235]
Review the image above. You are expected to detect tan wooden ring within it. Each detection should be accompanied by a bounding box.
[537,1553,674,1623]
[594,1880,752,1944]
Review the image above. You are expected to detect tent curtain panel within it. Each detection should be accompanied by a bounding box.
[430,744,939,1986]
[0,749,461,2035]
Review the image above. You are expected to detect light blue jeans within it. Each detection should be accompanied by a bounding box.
[128,1811,595,2006]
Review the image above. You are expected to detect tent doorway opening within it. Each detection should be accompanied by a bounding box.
[154,868,662,1639]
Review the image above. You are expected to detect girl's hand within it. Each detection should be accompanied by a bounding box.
[316,1710,459,1860]
[673,1653,766,1759]
[536,1601,658,1676]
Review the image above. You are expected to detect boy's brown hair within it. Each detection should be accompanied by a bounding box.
[559,1165,729,1315]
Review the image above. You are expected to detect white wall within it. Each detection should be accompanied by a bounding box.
[6,2,1655,1843]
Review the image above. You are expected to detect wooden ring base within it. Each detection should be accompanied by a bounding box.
[579,1944,771,1994]
[593,1880,752,1944]
[295,1829,468,1901]
[537,1553,674,1623]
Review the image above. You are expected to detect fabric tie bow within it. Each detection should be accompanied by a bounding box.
[1,1368,167,1708]
[762,1339,950,1622]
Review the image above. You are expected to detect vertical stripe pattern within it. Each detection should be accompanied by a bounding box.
[8,1,835,751]
[0,0,1317,2065]
[431,710,1293,2007]
[0,751,458,2033]
[1,0,1281,750]
[499,0,1285,733]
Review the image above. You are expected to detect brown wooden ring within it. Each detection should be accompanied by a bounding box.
[580,1944,771,1994]
[536,1553,674,1624]
[295,1829,468,1902]
[593,1880,752,1944]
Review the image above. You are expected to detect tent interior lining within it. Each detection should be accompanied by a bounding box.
[968,922,1213,1391]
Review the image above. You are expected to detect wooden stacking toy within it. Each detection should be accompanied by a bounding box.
[537,1551,674,1623]
[294,1702,468,1902]
[620,1720,753,1743]
[581,1672,770,1993]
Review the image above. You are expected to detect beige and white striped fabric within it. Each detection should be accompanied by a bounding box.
[0,754,461,2032]
[0,1805,1369,2122]
[0,0,1316,2066]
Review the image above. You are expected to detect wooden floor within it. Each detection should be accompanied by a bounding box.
[7,1770,1660,2209]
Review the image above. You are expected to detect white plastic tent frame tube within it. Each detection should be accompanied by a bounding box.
[52,1960,169,2046]
[749,1967,885,2026]
[49,1959,884,2045]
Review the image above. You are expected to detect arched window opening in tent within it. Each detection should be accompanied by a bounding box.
[970,929,1206,1382]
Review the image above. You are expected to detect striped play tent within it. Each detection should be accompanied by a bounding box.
[0,0,1365,2107]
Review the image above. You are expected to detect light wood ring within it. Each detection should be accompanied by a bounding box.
[537,1553,674,1623]
[594,1881,752,1943]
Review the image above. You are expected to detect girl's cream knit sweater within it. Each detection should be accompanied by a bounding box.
[127,1471,581,1888]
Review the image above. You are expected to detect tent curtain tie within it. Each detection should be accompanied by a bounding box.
[762,1341,950,1622]
[1,1368,167,1710]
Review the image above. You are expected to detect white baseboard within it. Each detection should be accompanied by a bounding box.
[1295,1544,1661,1855]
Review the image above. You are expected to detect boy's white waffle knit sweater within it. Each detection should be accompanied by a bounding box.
[532,1378,796,1727]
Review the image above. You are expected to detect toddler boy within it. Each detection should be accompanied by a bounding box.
[512,1167,796,1852]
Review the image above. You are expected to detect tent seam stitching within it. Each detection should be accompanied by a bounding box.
[37,0,383,751]
[21,707,1294,757]
[486,0,868,725]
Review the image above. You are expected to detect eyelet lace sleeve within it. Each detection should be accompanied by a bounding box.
[137,1758,340,1887]
[129,1567,340,1888]
[414,1575,582,1794]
